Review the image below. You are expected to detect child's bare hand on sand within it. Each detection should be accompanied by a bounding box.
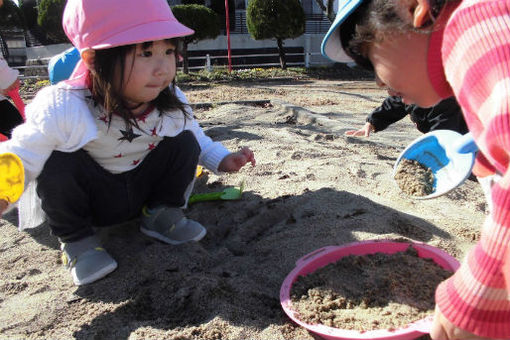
[345,122,375,137]
[218,147,255,172]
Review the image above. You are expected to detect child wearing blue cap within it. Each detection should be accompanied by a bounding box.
[322,1,510,339]
[47,47,80,85]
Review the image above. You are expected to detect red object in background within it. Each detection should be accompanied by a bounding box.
[225,0,232,72]
[0,133,7,142]
[7,88,25,120]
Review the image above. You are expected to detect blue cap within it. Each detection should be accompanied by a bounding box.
[321,0,364,63]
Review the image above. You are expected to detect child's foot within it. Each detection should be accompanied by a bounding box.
[140,206,206,245]
[61,235,118,286]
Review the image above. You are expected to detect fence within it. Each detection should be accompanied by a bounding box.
[14,51,327,80]
[232,12,331,35]
[185,51,323,71]
[13,64,49,80]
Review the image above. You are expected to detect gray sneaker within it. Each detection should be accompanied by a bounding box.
[140,206,206,245]
[61,235,118,286]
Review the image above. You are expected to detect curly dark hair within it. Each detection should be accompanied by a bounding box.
[341,0,454,71]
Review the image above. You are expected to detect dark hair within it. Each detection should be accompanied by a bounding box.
[90,38,189,130]
[342,0,452,71]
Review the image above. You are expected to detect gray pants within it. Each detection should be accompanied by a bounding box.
[36,131,200,242]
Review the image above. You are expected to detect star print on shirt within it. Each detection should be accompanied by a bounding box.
[118,128,141,142]
[148,143,156,150]
[98,114,109,124]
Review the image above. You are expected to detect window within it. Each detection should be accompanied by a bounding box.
[235,0,245,10]
[302,0,323,15]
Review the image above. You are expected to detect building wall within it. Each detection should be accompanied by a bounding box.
[2,29,27,66]
[187,33,340,66]
[27,33,337,67]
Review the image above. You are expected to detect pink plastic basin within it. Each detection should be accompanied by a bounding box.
[280,240,460,340]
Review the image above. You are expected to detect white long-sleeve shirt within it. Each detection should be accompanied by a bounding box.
[0,82,230,229]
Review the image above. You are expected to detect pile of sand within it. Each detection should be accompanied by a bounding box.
[0,80,486,339]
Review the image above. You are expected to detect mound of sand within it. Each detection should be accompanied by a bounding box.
[0,80,486,339]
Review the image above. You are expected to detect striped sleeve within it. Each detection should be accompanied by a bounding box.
[436,0,510,338]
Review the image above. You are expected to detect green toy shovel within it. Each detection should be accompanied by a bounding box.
[189,181,245,204]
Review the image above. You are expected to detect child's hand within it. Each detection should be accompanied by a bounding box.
[218,147,256,173]
[430,305,489,339]
[345,122,375,137]
[0,199,8,218]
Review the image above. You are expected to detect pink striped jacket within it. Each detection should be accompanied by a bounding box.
[428,0,510,338]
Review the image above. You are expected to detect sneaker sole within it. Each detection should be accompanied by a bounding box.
[139,227,206,245]
[73,261,118,286]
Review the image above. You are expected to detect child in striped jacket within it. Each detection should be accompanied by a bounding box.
[322,0,510,339]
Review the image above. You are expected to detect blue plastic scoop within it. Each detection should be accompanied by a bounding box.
[393,130,477,199]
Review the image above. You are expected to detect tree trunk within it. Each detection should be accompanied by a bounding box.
[277,38,286,70]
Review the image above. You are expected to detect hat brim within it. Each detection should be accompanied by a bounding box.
[321,0,363,63]
[90,20,194,50]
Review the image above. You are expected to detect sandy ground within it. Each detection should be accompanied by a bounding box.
[0,79,487,340]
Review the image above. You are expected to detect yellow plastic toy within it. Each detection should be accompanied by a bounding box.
[196,165,203,177]
[0,153,24,203]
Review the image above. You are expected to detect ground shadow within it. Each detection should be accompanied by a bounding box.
[203,125,263,142]
[64,187,452,339]
[1,209,59,250]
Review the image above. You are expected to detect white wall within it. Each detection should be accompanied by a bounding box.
[189,33,334,66]
[26,43,72,60]
[25,34,337,67]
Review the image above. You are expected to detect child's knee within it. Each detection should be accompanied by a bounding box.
[38,150,91,193]
[175,130,201,158]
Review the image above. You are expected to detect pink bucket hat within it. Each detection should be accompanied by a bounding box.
[63,0,194,82]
